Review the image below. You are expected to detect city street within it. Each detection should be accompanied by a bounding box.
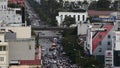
[25,0,78,68]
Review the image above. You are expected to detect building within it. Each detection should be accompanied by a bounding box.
[9,60,41,68]
[5,26,31,39]
[0,32,9,68]
[0,0,41,68]
[8,0,25,5]
[56,10,88,26]
[8,0,17,4]
[111,31,120,67]
[88,10,114,17]
[85,22,118,57]
[0,0,23,26]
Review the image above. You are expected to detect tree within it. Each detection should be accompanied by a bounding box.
[96,0,111,10]
[82,1,89,4]
[27,0,62,26]
[62,16,75,27]
[113,1,118,10]
[8,3,21,8]
[88,1,97,10]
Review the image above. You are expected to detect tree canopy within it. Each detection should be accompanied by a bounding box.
[97,0,110,9]
[62,16,75,27]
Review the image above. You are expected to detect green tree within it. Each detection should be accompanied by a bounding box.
[8,3,21,8]
[62,16,75,27]
[96,0,110,10]
[27,0,62,26]
[88,1,97,10]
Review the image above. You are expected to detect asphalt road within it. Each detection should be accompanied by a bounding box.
[26,0,78,68]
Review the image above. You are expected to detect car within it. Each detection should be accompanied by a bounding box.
[42,48,45,51]
[53,60,57,64]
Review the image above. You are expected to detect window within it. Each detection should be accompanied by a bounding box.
[65,15,67,17]
[0,46,6,51]
[107,48,111,50]
[61,15,63,20]
[78,15,80,21]
[98,35,102,39]
[99,48,102,52]
[99,41,102,45]
[82,15,85,21]
[0,46,2,51]
[108,42,111,45]
[3,46,6,51]
[0,57,4,62]
[69,15,71,17]
[29,45,31,50]
[87,44,90,47]
[73,15,75,18]
[108,35,111,39]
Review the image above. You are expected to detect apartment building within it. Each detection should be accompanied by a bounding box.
[0,28,36,68]
[111,31,120,67]
[0,32,9,68]
[0,0,40,68]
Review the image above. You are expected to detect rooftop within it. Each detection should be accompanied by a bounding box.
[20,60,41,65]
[88,10,114,16]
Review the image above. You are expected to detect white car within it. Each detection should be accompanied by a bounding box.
[53,60,57,64]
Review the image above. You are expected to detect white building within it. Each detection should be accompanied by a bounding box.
[104,31,120,68]
[111,31,120,67]
[0,0,22,26]
[56,11,88,26]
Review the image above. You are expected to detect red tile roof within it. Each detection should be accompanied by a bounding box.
[88,10,114,16]
[20,60,41,65]
[8,0,17,3]
[92,24,113,52]
[8,0,24,4]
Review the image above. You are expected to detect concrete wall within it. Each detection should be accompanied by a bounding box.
[5,26,31,39]
[8,38,35,62]
[0,33,5,42]
[77,23,88,35]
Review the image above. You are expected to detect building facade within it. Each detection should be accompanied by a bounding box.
[0,33,9,68]
[112,31,120,67]
[56,11,88,26]
[85,22,118,56]
[0,0,22,26]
